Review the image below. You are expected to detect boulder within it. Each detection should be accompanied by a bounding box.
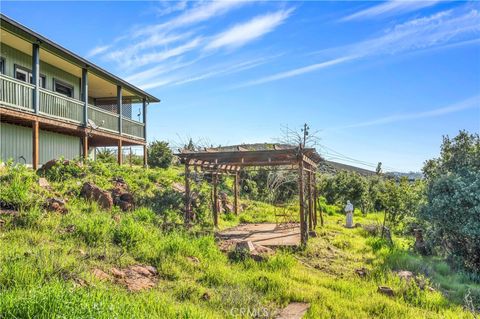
[45,197,68,214]
[81,182,113,210]
[111,178,134,211]
[397,270,414,282]
[236,240,256,253]
[377,286,394,297]
[38,177,51,190]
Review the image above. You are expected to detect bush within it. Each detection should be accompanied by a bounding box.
[147,141,173,169]
[420,131,480,273]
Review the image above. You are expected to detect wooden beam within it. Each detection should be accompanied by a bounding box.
[234,172,239,215]
[117,139,122,165]
[185,164,191,225]
[32,120,39,170]
[298,158,307,246]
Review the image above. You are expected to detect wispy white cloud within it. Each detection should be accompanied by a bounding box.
[335,95,480,129]
[237,8,480,87]
[87,44,111,58]
[155,0,188,17]
[205,8,293,50]
[235,55,356,88]
[341,0,441,22]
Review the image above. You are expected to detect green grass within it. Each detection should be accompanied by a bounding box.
[0,162,478,318]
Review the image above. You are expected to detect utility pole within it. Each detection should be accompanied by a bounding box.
[301,123,309,148]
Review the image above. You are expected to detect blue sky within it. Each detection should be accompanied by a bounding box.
[3,1,479,172]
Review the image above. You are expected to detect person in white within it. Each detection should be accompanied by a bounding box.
[344,200,354,228]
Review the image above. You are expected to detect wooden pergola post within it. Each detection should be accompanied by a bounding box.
[307,170,313,231]
[298,158,308,246]
[313,172,318,228]
[32,120,39,170]
[212,172,219,228]
[184,163,191,225]
[233,172,239,215]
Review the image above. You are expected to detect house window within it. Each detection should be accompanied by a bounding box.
[14,65,45,88]
[54,79,73,98]
[0,57,5,74]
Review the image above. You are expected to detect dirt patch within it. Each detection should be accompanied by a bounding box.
[275,302,310,318]
[92,265,158,292]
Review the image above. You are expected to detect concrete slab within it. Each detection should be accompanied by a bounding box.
[217,223,300,248]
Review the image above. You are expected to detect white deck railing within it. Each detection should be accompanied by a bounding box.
[0,74,34,111]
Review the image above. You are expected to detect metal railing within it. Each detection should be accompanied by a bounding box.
[1,74,146,140]
[123,117,145,139]
[88,105,119,133]
[0,74,34,111]
[39,88,83,123]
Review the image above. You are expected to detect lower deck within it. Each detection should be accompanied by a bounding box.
[0,105,146,168]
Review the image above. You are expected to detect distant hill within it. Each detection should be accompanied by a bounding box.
[318,160,376,176]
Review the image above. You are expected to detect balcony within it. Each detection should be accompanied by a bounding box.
[0,74,145,140]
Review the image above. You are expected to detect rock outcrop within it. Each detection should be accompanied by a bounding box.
[81,182,113,210]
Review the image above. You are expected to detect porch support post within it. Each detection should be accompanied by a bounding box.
[82,68,88,126]
[233,172,239,215]
[307,170,313,231]
[212,172,219,228]
[142,98,147,140]
[184,163,191,225]
[298,157,307,246]
[117,85,123,135]
[32,43,40,114]
[82,131,88,162]
[143,144,148,167]
[117,139,122,165]
[32,121,39,170]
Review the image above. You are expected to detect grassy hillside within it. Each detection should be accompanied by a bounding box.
[0,161,477,318]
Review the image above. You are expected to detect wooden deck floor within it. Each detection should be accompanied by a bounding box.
[217,223,301,247]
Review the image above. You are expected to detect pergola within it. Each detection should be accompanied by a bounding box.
[176,145,323,245]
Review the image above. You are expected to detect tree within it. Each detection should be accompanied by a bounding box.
[420,131,480,272]
[96,148,116,164]
[147,141,173,169]
[376,162,382,175]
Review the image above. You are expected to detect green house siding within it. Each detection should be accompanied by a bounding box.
[39,129,81,165]
[0,122,81,165]
[0,122,32,164]
[0,44,80,99]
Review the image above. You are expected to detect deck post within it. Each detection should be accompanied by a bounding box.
[82,68,88,126]
[32,43,40,114]
[142,98,147,140]
[184,163,191,224]
[143,144,148,167]
[117,85,123,135]
[307,170,313,231]
[233,171,239,215]
[117,139,122,165]
[32,121,39,170]
[298,157,308,246]
[82,131,88,162]
[213,172,219,228]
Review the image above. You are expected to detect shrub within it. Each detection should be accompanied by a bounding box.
[420,131,480,273]
[147,141,173,169]
[0,162,41,210]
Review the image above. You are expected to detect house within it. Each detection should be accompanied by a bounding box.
[0,14,160,169]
